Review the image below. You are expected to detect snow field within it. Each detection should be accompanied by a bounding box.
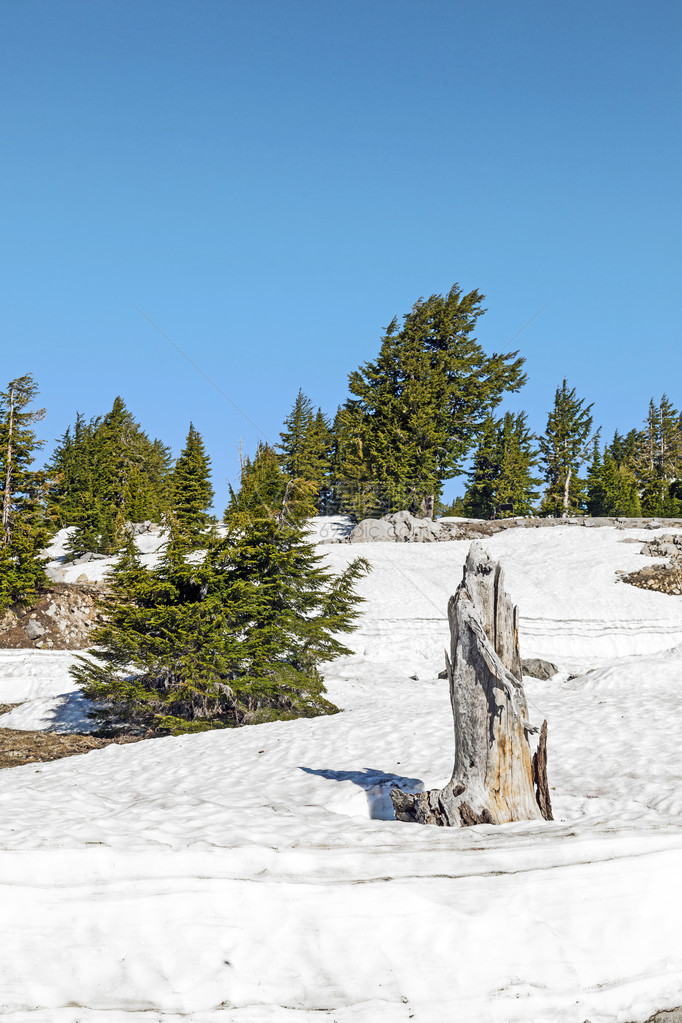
[0,525,681,1021]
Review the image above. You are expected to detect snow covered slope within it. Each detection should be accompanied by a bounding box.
[0,525,681,1022]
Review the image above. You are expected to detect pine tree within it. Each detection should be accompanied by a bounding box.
[225,442,288,523]
[0,375,51,611]
[587,442,642,518]
[226,441,317,527]
[495,411,540,516]
[609,429,639,467]
[539,380,597,516]
[462,414,499,518]
[50,397,173,556]
[328,404,378,518]
[636,396,682,516]
[337,285,526,516]
[586,440,607,516]
[463,411,539,518]
[278,392,332,516]
[72,517,370,734]
[278,390,315,478]
[169,423,214,537]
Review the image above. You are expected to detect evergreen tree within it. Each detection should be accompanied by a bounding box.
[337,285,526,516]
[495,411,540,515]
[587,443,641,517]
[72,517,370,735]
[539,380,597,516]
[327,404,378,518]
[278,391,332,515]
[225,442,288,522]
[463,411,539,518]
[278,390,315,479]
[462,414,498,518]
[170,423,214,537]
[226,441,316,527]
[48,397,173,556]
[0,375,51,611]
[636,396,682,516]
[609,428,639,467]
[585,440,607,516]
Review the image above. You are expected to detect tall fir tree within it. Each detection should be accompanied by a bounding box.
[226,441,316,526]
[169,423,214,538]
[635,396,682,516]
[225,442,288,523]
[586,442,641,517]
[47,397,173,556]
[539,380,597,516]
[462,414,498,518]
[0,375,51,611]
[337,285,526,516]
[463,411,539,518]
[495,411,540,515]
[278,391,332,515]
[278,390,315,478]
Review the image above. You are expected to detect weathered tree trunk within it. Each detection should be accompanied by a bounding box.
[563,466,572,516]
[2,387,14,545]
[391,543,552,827]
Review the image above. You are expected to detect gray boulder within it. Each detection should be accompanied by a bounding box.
[349,518,397,543]
[25,619,46,641]
[350,511,447,543]
[521,657,558,680]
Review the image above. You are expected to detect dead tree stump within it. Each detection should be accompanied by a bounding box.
[391,543,553,827]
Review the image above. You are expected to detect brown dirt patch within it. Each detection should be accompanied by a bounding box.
[0,727,146,770]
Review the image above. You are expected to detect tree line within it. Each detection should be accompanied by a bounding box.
[1,282,680,734]
[2,283,682,607]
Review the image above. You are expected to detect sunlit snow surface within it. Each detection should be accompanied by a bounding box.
[1,525,681,1022]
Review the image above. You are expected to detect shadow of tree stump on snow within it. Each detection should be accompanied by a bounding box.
[300,766,424,821]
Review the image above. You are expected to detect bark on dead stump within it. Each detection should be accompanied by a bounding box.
[391,543,553,827]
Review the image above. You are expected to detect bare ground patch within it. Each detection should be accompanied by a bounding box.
[0,724,146,770]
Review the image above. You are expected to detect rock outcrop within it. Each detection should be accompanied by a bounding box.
[623,531,682,595]
[0,584,105,650]
[341,513,682,544]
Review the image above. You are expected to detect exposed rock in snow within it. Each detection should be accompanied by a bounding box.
[0,585,104,650]
[522,656,559,679]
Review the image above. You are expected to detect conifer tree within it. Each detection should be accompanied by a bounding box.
[49,397,173,556]
[225,442,288,522]
[587,443,641,517]
[278,390,315,479]
[462,415,498,518]
[278,392,332,515]
[463,411,538,518]
[328,404,377,518]
[72,515,370,735]
[226,441,317,527]
[539,380,597,516]
[169,423,214,537]
[636,396,682,516]
[495,411,540,515]
[337,285,526,516]
[0,375,51,611]
[609,429,639,467]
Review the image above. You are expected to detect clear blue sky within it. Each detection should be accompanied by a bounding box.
[2,0,680,504]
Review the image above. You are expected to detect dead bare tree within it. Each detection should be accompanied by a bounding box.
[2,386,15,545]
[391,543,552,826]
